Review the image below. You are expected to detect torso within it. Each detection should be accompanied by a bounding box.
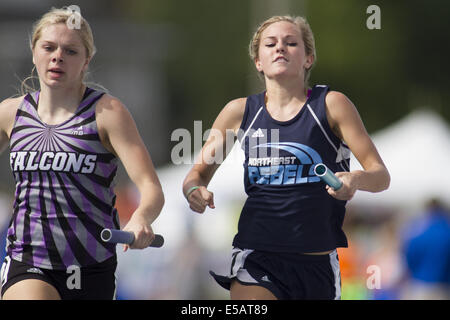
[6,87,120,270]
[232,84,351,254]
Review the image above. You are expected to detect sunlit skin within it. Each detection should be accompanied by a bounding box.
[255,21,313,88]
[32,23,89,90]
[253,21,315,124]
[31,23,90,126]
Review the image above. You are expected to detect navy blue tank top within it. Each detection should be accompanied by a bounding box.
[234,85,350,252]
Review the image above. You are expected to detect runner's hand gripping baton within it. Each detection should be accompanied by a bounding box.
[314,163,343,191]
[101,229,164,248]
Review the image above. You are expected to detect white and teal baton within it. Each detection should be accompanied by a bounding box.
[314,163,343,191]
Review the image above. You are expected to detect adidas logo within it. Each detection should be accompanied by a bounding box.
[251,128,265,138]
[71,125,84,136]
[27,267,44,275]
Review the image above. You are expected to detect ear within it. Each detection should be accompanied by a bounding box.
[82,56,91,73]
[255,58,263,73]
[304,54,314,70]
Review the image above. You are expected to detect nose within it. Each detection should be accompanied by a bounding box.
[51,48,64,63]
[275,42,285,53]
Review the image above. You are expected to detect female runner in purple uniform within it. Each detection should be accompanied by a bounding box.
[0,7,164,300]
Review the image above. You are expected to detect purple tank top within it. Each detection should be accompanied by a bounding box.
[7,87,119,270]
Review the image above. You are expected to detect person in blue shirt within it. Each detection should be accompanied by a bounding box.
[401,198,450,299]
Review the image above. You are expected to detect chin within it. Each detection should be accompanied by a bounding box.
[44,78,77,90]
[43,81,65,89]
[267,70,297,80]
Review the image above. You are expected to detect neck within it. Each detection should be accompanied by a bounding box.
[264,76,307,108]
[38,82,86,114]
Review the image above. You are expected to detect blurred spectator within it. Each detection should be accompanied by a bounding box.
[364,217,404,300]
[400,198,450,299]
[338,242,369,300]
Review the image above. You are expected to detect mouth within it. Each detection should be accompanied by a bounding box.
[47,68,65,79]
[274,56,288,63]
[48,68,65,75]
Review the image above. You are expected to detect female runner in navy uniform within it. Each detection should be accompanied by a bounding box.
[182,15,390,299]
[0,7,164,299]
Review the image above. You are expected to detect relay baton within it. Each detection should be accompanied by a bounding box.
[314,163,343,191]
[101,229,164,248]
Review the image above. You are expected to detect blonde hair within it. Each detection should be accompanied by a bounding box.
[249,15,316,86]
[21,6,100,94]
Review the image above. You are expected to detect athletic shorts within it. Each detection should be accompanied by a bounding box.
[1,255,117,300]
[210,247,341,300]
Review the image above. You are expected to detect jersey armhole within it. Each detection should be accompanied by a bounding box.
[311,86,345,148]
[8,95,30,147]
[308,86,351,170]
[237,97,250,143]
[323,90,344,144]
[94,92,119,159]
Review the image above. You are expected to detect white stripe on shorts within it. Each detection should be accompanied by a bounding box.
[230,248,258,284]
[113,272,117,300]
[329,250,341,300]
[1,256,12,289]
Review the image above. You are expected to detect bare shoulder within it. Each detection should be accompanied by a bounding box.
[223,97,247,113]
[96,94,133,129]
[0,96,24,131]
[0,96,23,115]
[325,91,361,127]
[96,93,129,114]
[96,94,134,126]
[325,91,355,110]
[214,97,247,132]
[95,94,137,154]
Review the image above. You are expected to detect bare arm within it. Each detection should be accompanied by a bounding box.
[182,97,246,213]
[325,91,390,200]
[97,95,164,250]
[0,97,22,154]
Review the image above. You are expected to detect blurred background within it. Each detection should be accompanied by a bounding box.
[0,0,449,299]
